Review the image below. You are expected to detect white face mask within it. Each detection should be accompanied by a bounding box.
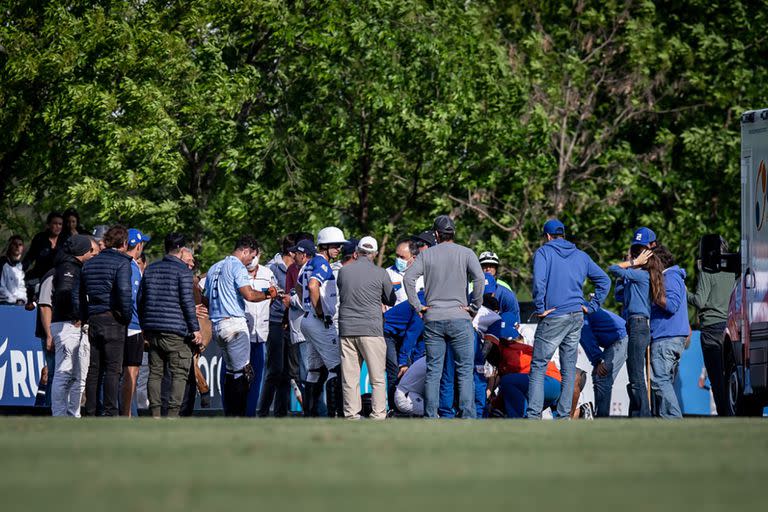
[247,255,259,271]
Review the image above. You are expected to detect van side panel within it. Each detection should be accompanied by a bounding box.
[742,109,768,392]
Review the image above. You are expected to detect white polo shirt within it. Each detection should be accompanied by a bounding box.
[244,265,276,343]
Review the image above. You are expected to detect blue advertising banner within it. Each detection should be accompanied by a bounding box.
[0,307,44,407]
[676,331,714,415]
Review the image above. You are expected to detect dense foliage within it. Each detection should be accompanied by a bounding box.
[2,0,766,295]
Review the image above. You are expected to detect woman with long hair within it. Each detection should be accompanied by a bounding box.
[608,237,655,417]
[649,245,690,419]
[59,208,88,247]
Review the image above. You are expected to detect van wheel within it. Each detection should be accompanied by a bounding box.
[726,358,765,416]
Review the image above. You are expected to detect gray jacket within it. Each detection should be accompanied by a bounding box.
[337,258,396,337]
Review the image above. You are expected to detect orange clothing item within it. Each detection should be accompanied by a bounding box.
[496,340,561,381]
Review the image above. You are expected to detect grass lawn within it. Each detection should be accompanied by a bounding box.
[0,418,765,511]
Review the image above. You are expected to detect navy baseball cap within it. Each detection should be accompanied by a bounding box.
[91,224,109,242]
[341,238,359,257]
[631,227,656,246]
[484,272,497,294]
[128,228,150,247]
[432,215,456,234]
[294,239,316,257]
[411,230,437,247]
[543,219,565,235]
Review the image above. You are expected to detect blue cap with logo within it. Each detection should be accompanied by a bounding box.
[127,228,150,248]
[543,219,565,235]
[294,239,316,257]
[483,272,497,294]
[631,227,656,246]
[486,312,522,341]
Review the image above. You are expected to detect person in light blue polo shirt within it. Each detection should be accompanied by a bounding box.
[580,308,628,417]
[204,235,277,416]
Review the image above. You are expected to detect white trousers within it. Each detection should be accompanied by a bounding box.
[394,387,424,416]
[300,313,341,370]
[51,321,90,417]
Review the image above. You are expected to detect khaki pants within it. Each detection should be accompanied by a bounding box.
[147,332,193,418]
[340,336,387,420]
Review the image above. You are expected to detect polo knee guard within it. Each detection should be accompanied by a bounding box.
[325,365,343,418]
[223,372,250,417]
[304,367,328,417]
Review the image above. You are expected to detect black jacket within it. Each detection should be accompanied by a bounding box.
[81,248,133,324]
[22,231,59,281]
[51,252,85,323]
[138,255,200,337]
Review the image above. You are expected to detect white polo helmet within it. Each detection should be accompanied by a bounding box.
[478,251,500,266]
[317,226,347,246]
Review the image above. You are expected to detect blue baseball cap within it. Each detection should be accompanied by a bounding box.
[486,312,522,341]
[543,219,565,235]
[631,227,656,246]
[293,239,316,257]
[127,228,150,247]
[484,272,497,294]
[341,238,359,257]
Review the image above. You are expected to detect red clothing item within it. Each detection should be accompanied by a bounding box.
[285,263,299,293]
[489,336,561,381]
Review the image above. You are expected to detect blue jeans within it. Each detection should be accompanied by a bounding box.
[438,345,456,418]
[39,338,55,408]
[423,319,475,418]
[501,373,560,418]
[650,336,685,419]
[474,372,487,418]
[626,315,651,417]
[593,336,628,417]
[527,312,583,419]
[245,342,265,417]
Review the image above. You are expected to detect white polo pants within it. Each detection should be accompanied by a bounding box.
[300,314,341,370]
[51,321,90,417]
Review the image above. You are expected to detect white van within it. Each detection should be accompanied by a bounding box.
[720,108,768,415]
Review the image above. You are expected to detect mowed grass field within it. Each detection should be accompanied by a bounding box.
[0,418,766,511]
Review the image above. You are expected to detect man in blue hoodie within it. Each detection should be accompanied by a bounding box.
[649,246,689,419]
[580,308,628,417]
[527,219,610,419]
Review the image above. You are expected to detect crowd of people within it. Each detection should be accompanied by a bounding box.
[0,209,734,419]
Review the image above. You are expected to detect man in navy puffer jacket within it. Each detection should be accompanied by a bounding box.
[138,233,202,418]
[81,225,134,416]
